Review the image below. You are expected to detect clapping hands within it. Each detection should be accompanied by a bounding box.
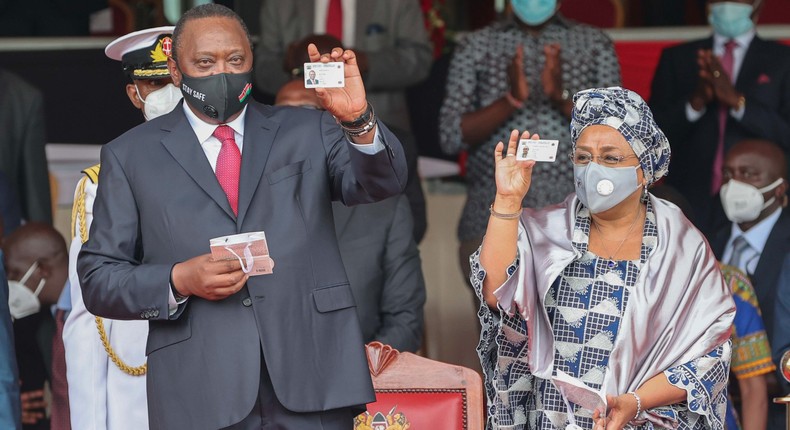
[691,48,744,111]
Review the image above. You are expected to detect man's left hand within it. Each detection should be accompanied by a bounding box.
[307,44,369,122]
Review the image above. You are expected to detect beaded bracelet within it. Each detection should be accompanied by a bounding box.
[629,391,642,421]
[489,204,521,220]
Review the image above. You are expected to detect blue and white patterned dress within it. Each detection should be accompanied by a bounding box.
[472,201,730,430]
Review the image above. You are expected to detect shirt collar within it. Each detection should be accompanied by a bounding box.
[181,103,247,144]
[729,206,783,252]
[713,29,755,51]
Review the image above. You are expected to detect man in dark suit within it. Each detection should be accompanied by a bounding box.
[650,0,790,237]
[77,4,407,430]
[4,223,69,430]
[305,69,319,86]
[0,69,52,224]
[710,139,789,430]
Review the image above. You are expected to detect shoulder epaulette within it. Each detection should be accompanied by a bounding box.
[82,163,101,184]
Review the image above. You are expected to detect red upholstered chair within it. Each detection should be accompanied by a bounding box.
[559,0,625,28]
[355,342,484,430]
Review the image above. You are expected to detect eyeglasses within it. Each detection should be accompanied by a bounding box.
[568,151,639,166]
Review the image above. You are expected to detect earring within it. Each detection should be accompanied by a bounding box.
[640,183,649,203]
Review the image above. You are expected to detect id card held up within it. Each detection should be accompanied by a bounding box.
[304,62,345,88]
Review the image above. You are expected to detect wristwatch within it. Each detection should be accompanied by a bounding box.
[339,102,373,128]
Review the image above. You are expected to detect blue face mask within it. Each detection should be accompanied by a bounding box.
[511,0,558,26]
[573,162,640,213]
[708,2,755,38]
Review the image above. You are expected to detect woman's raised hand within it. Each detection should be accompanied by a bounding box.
[494,129,537,204]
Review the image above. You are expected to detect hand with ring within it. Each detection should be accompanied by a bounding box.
[690,49,715,111]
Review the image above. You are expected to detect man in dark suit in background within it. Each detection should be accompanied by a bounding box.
[0,69,52,224]
[78,4,407,430]
[650,0,790,238]
[711,139,789,430]
[4,223,69,430]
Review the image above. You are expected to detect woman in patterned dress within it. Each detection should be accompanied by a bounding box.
[473,87,735,430]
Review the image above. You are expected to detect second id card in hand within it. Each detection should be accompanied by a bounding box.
[304,62,345,88]
[516,139,559,162]
[210,232,275,276]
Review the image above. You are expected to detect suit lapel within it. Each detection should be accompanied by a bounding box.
[236,104,279,228]
[736,36,763,89]
[160,107,236,220]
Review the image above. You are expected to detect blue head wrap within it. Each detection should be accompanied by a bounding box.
[570,86,671,186]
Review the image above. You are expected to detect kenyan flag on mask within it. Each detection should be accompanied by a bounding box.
[238,82,252,102]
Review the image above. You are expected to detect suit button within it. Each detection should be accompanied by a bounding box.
[152,310,160,317]
[242,297,252,307]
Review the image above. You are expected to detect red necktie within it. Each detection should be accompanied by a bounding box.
[326,0,343,41]
[711,40,738,195]
[213,125,241,215]
[50,309,71,430]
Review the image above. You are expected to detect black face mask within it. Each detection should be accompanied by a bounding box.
[178,70,253,123]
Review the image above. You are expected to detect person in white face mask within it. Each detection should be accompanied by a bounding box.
[650,0,790,240]
[473,87,735,430]
[61,26,179,430]
[710,138,789,430]
[2,223,69,430]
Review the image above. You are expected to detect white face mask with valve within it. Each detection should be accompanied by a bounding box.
[7,261,46,320]
[136,83,182,121]
[720,178,784,223]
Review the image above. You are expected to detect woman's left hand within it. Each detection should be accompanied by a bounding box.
[307,44,368,122]
[593,394,638,430]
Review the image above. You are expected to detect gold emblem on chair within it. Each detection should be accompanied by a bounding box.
[354,407,411,430]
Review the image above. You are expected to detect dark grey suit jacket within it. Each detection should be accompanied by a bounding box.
[0,69,51,224]
[332,194,425,353]
[77,101,408,430]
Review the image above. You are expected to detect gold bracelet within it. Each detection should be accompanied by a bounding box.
[489,204,521,220]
